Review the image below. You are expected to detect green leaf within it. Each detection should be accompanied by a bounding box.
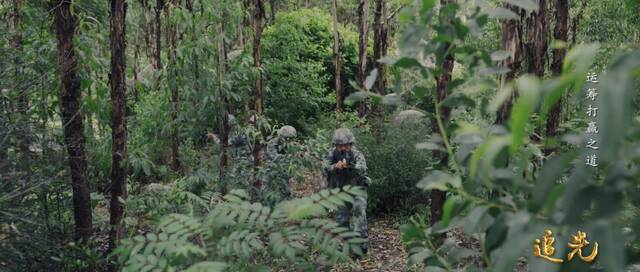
[417,170,461,191]
[421,0,437,13]
[528,151,577,212]
[364,69,378,91]
[509,75,540,154]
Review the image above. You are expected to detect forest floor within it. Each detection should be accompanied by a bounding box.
[292,173,408,272]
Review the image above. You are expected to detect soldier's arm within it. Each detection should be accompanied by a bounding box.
[322,150,336,177]
[352,150,367,176]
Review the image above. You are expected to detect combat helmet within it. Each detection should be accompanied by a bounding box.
[332,128,355,145]
[278,125,297,138]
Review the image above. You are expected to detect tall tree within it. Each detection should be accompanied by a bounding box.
[51,0,93,241]
[165,0,181,172]
[331,0,343,113]
[153,0,164,70]
[218,5,231,187]
[495,3,522,124]
[357,0,370,118]
[252,0,265,188]
[372,0,387,94]
[525,0,548,77]
[108,0,128,258]
[431,0,455,226]
[11,0,30,185]
[545,0,568,146]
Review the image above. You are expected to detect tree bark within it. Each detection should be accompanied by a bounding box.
[331,0,342,113]
[544,0,568,149]
[153,0,164,70]
[51,0,93,241]
[165,0,181,172]
[570,0,586,46]
[140,0,154,64]
[357,0,370,118]
[107,0,128,260]
[525,0,548,77]
[430,0,455,226]
[241,0,251,48]
[495,3,522,124]
[218,7,231,188]
[252,0,265,188]
[11,0,30,186]
[373,0,387,94]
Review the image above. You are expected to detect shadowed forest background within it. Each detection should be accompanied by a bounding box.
[1,0,640,271]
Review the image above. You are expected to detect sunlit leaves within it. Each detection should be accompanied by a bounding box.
[509,75,540,154]
[417,170,461,191]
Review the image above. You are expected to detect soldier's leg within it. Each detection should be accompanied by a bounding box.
[352,195,368,253]
[335,202,352,228]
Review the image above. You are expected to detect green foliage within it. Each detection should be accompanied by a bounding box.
[357,117,436,215]
[262,8,360,127]
[393,1,640,271]
[115,186,368,271]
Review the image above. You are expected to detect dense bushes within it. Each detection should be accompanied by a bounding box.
[355,112,435,215]
[262,8,360,127]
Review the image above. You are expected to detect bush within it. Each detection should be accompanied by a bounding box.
[262,8,360,127]
[355,113,435,215]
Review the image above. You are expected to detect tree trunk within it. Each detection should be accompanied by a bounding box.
[252,0,265,188]
[331,0,342,113]
[544,0,568,151]
[107,0,128,261]
[218,7,231,188]
[51,0,93,241]
[153,0,164,70]
[140,0,154,64]
[495,3,522,124]
[525,0,548,77]
[357,0,370,118]
[11,0,30,186]
[241,0,251,47]
[165,0,181,172]
[570,0,586,46]
[373,0,387,94]
[430,0,455,226]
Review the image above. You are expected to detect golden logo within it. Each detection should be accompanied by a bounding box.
[534,229,598,263]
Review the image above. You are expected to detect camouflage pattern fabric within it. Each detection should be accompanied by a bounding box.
[322,145,369,252]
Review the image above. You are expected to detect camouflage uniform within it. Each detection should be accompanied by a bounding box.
[322,128,369,253]
[263,125,297,204]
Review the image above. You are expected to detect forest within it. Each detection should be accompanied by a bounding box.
[1,0,640,271]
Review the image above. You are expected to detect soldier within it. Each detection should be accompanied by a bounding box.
[262,125,298,204]
[266,125,297,160]
[323,128,369,255]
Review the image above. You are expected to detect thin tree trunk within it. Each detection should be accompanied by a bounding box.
[153,0,164,70]
[51,0,93,241]
[107,0,128,262]
[495,3,522,124]
[218,7,231,188]
[357,0,370,118]
[525,0,548,77]
[165,0,180,172]
[570,0,586,46]
[140,0,154,63]
[252,0,265,189]
[331,0,342,113]
[241,0,251,48]
[431,0,455,226]
[544,0,568,153]
[12,0,30,186]
[373,0,387,94]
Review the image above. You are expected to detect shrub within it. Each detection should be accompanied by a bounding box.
[355,113,435,215]
[262,8,360,127]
